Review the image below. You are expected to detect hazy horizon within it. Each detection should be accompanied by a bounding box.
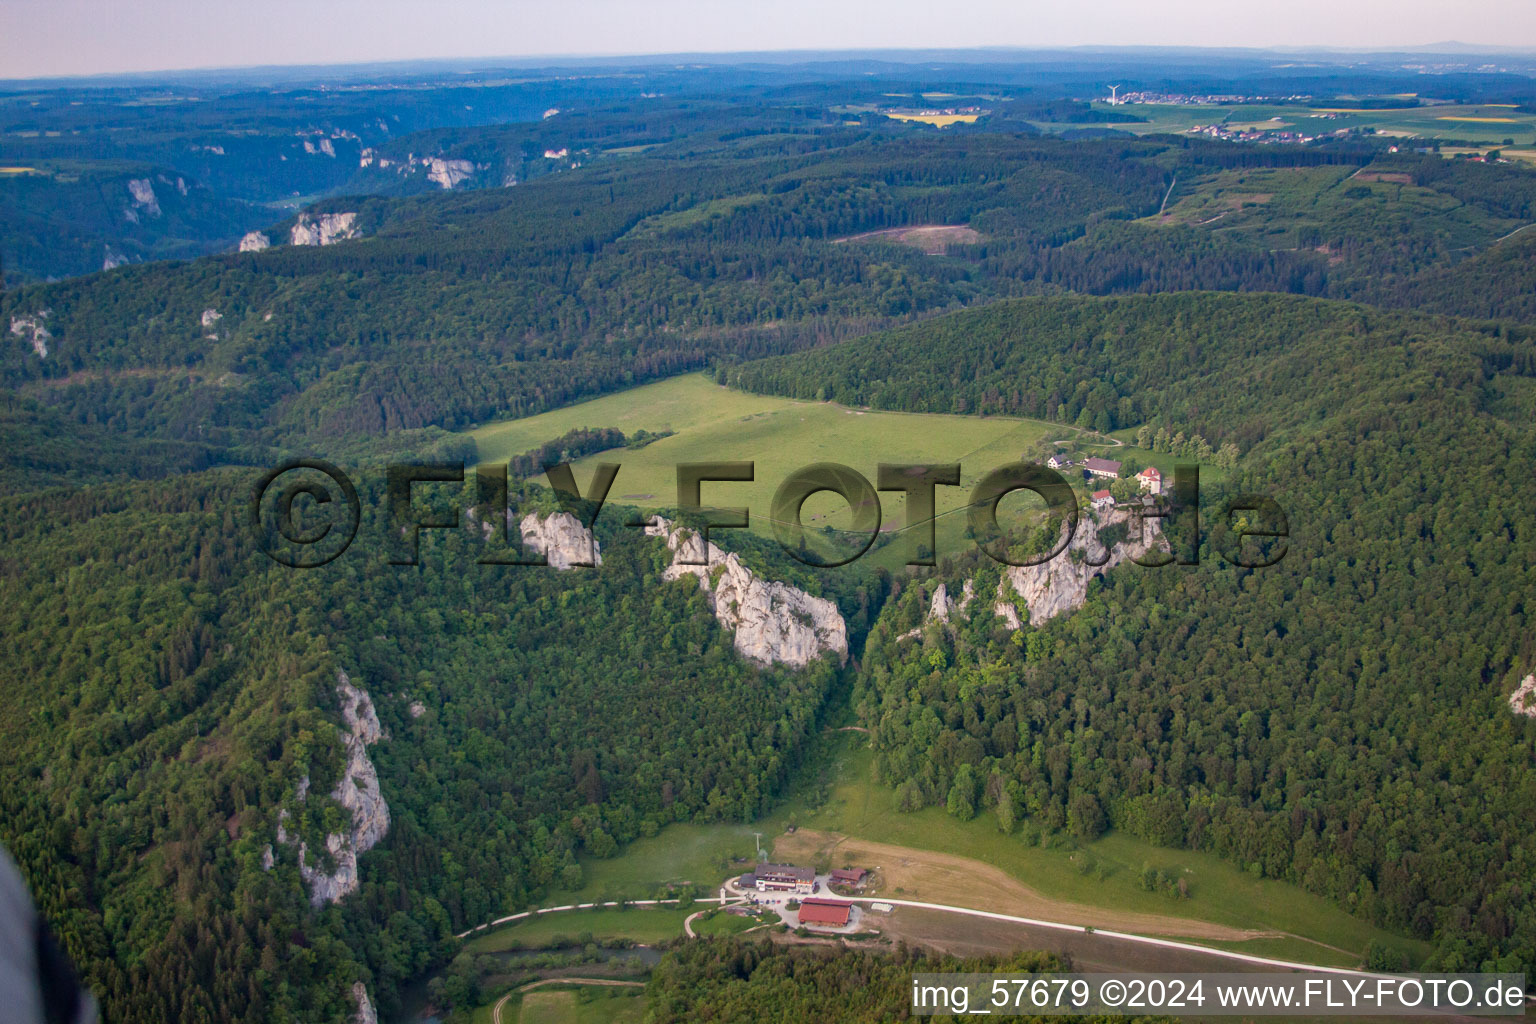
[5,0,1536,81]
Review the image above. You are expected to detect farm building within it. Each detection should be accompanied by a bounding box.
[1046,454,1075,470]
[1083,457,1122,479]
[829,868,868,886]
[754,864,814,894]
[797,898,853,927]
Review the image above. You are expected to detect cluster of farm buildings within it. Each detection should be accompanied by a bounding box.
[1045,454,1163,510]
[736,863,872,929]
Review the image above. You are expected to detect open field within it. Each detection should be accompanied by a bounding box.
[885,112,981,127]
[1035,101,1536,146]
[542,733,1424,970]
[463,905,694,953]
[772,738,1425,968]
[834,223,981,253]
[469,373,1101,568]
[472,983,647,1024]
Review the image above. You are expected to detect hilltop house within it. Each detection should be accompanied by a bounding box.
[1091,489,1115,510]
[1136,466,1163,495]
[1083,457,1122,479]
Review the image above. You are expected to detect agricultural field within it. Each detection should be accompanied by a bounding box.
[1037,100,1536,146]
[884,112,982,127]
[469,373,1119,569]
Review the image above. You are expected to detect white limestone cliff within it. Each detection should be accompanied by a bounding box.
[644,516,847,668]
[201,308,222,328]
[518,511,602,568]
[238,231,270,253]
[9,312,50,358]
[352,982,378,1024]
[1511,674,1536,718]
[290,212,359,247]
[994,506,1166,629]
[280,671,390,906]
[899,579,976,640]
[426,157,477,189]
[126,178,160,217]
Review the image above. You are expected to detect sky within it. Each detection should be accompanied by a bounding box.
[5,0,1536,79]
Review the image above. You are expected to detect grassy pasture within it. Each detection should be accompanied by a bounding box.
[463,905,694,953]
[544,732,1425,970]
[468,373,1087,569]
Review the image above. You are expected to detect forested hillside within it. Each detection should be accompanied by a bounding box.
[729,292,1536,974]
[0,471,877,1021]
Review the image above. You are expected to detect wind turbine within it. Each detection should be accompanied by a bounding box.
[1108,85,1122,106]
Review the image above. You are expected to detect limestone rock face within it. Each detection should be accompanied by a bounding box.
[287,671,390,906]
[351,982,377,1024]
[518,512,601,569]
[126,178,160,217]
[201,308,222,328]
[644,516,847,668]
[425,157,477,189]
[1511,674,1536,718]
[238,231,270,252]
[9,312,50,358]
[290,212,359,246]
[994,506,1166,628]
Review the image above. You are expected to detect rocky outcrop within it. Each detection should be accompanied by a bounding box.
[238,231,270,253]
[280,671,390,906]
[201,308,222,328]
[1511,674,1536,718]
[303,137,337,157]
[994,506,1166,628]
[518,512,602,568]
[9,312,50,358]
[351,982,377,1024]
[126,178,160,218]
[290,211,359,247]
[426,157,477,189]
[899,579,976,640]
[644,516,847,668]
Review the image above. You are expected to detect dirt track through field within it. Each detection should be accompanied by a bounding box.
[775,829,1274,942]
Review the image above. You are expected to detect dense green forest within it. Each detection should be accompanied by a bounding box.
[646,939,1159,1023]
[731,292,1536,974]
[0,469,879,1022]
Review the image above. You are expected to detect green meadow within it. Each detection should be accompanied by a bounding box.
[519,733,1425,969]
[468,373,1132,568]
